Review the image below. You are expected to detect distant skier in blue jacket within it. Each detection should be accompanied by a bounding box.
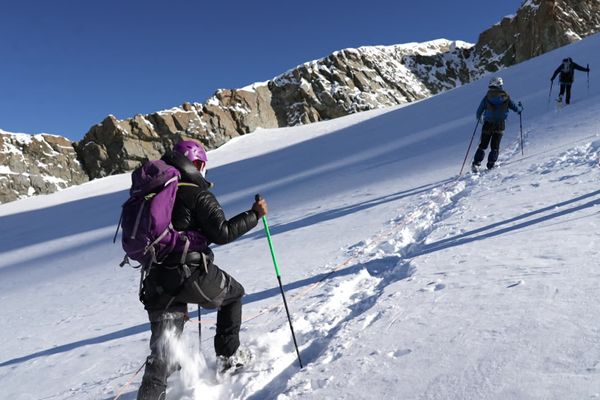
[472,77,522,172]
[551,57,590,105]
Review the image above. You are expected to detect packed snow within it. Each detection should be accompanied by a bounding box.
[1,33,599,400]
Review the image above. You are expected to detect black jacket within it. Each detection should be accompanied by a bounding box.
[552,59,589,84]
[161,151,259,248]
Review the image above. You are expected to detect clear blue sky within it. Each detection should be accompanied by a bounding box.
[0,0,523,140]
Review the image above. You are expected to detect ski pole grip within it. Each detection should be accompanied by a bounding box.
[256,193,282,277]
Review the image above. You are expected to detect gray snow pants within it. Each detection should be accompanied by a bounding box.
[137,259,245,400]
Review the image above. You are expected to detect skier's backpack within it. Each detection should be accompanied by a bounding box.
[115,159,205,267]
[484,89,509,122]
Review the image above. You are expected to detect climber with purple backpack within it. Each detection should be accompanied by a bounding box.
[118,139,267,400]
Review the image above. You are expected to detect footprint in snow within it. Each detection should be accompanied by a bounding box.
[506,280,525,288]
[387,349,412,358]
[419,281,446,292]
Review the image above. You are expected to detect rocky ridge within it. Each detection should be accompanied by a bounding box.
[75,39,478,179]
[0,130,88,203]
[475,0,600,72]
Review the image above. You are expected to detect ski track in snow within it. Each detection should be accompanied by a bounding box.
[163,134,531,399]
[234,128,600,398]
[147,156,471,399]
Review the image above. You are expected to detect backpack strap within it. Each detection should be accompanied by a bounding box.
[178,182,200,188]
[164,176,178,186]
[179,235,191,265]
[119,254,141,269]
[143,223,174,264]
[201,252,208,274]
[113,209,124,244]
[131,200,147,239]
[139,262,149,302]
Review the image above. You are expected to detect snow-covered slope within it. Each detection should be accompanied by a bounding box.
[1,33,599,399]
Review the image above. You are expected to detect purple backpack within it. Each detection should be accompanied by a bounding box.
[117,159,206,266]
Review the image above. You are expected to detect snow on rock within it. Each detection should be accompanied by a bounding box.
[0,129,88,203]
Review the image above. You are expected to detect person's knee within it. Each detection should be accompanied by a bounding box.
[212,278,244,309]
[228,277,245,299]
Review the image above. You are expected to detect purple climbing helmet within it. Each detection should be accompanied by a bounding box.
[173,140,208,163]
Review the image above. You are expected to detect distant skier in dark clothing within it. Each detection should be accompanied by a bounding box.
[551,57,590,105]
[137,140,267,400]
[472,77,522,172]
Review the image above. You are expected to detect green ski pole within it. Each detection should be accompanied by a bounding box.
[255,194,303,368]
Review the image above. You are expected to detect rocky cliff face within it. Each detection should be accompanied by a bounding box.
[74,85,280,179]
[2,0,600,202]
[75,39,477,179]
[268,40,475,127]
[475,0,600,72]
[0,131,88,203]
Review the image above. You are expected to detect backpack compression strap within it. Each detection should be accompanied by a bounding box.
[177,182,200,188]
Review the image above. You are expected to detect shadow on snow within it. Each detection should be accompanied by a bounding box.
[410,188,600,257]
[0,257,405,368]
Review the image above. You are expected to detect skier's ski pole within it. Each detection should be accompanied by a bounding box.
[587,64,590,96]
[255,194,303,369]
[198,307,201,351]
[518,102,524,156]
[548,80,554,105]
[459,120,480,176]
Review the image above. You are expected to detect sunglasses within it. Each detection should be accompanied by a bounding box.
[192,160,204,170]
[193,160,207,177]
